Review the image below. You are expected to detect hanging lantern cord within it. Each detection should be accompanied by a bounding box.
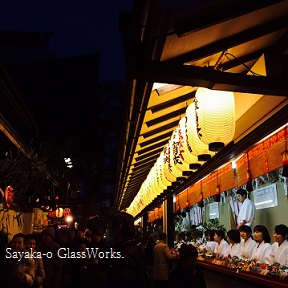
[214,49,227,70]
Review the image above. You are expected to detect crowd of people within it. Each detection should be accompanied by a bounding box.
[0,212,209,288]
[0,212,149,288]
[0,224,112,288]
[1,193,287,288]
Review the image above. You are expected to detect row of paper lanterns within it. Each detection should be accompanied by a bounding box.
[47,207,71,218]
[127,87,235,217]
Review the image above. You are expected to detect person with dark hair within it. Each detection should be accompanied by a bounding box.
[106,212,148,288]
[214,230,229,258]
[204,230,216,253]
[145,235,156,281]
[225,229,241,257]
[68,228,76,243]
[89,227,106,247]
[38,227,62,288]
[236,188,255,229]
[251,225,273,264]
[57,228,74,288]
[70,237,89,288]
[153,232,179,288]
[270,224,288,265]
[75,229,85,239]
[86,227,110,288]
[168,244,207,288]
[57,228,71,248]
[24,234,45,288]
[3,233,35,288]
[239,225,257,259]
[84,230,92,245]
[185,231,192,244]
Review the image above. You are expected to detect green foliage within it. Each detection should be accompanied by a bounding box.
[0,138,79,206]
[203,218,226,233]
[174,215,187,235]
[189,228,204,240]
[151,225,163,241]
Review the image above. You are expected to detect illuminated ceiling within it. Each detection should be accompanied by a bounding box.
[116,0,288,215]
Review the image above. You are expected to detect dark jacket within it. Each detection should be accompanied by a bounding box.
[38,241,62,288]
[107,239,148,288]
[2,251,35,288]
[85,238,111,288]
[145,240,156,266]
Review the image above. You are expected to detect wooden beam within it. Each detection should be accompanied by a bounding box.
[131,60,288,96]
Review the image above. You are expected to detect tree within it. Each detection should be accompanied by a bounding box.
[0,138,79,210]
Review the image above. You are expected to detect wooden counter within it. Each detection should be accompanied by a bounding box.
[198,260,288,288]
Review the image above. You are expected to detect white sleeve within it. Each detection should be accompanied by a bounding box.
[264,245,274,265]
[243,201,254,223]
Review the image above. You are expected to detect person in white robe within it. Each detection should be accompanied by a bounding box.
[239,225,257,259]
[214,230,229,258]
[251,225,273,264]
[236,188,255,230]
[225,229,241,258]
[269,224,288,266]
[203,230,216,253]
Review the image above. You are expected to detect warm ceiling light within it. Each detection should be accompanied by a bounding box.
[195,87,235,152]
[152,82,168,90]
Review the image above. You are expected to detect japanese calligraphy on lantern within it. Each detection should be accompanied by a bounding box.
[253,183,278,210]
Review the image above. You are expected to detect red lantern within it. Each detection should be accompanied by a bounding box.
[48,211,56,218]
[5,186,14,208]
[63,208,71,217]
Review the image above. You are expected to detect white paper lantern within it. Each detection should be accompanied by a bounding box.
[145,181,158,202]
[157,153,172,187]
[195,87,235,151]
[169,137,186,178]
[154,163,167,191]
[170,127,191,172]
[141,182,152,203]
[163,145,177,182]
[186,102,214,161]
[148,170,163,197]
[178,117,202,170]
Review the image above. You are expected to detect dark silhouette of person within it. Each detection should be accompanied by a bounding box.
[106,212,149,288]
[169,244,207,288]
[85,227,110,288]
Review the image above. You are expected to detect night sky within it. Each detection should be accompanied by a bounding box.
[0,0,133,82]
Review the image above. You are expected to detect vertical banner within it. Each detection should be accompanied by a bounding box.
[209,202,219,219]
